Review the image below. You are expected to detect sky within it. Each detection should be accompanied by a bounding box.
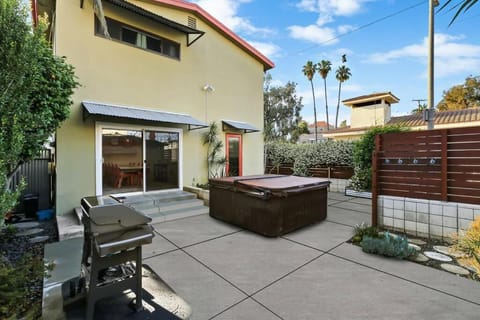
[189,0,480,126]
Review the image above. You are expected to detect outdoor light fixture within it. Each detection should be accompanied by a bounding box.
[429,158,436,165]
[412,159,419,165]
[397,159,403,164]
[203,84,215,92]
[384,159,390,164]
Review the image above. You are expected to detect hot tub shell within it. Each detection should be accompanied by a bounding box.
[209,175,330,237]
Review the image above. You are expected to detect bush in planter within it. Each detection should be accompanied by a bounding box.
[361,232,416,259]
[349,126,406,191]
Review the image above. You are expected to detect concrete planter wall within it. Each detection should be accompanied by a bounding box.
[183,186,210,206]
[377,195,480,239]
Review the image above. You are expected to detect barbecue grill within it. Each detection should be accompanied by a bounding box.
[80,195,154,320]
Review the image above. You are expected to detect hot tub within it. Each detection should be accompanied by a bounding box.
[209,175,330,237]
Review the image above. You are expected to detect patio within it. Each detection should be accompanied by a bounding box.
[142,192,480,319]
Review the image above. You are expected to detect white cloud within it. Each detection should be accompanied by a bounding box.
[289,0,368,45]
[247,41,282,59]
[365,33,480,78]
[193,0,272,36]
[288,24,338,45]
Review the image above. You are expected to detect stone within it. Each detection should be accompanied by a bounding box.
[16,228,44,237]
[409,253,429,263]
[424,251,453,262]
[408,243,421,252]
[13,221,40,229]
[408,238,427,246]
[433,245,467,259]
[440,263,470,276]
[29,235,49,243]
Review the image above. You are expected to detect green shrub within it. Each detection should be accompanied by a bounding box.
[349,126,406,191]
[352,222,380,244]
[360,232,416,259]
[265,140,354,176]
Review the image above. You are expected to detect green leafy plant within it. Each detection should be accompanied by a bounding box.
[361,232,416,259]
[349,126,405,191]
[453,216,480,274]
[352,222,380,244]
[201,122,227,180]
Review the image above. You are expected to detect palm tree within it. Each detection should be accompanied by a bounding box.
[317,60,332,130]
[302,61,318,142]
[335,65,351,128]
[439,0,478,26]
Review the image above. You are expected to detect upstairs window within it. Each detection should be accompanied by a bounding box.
[95,17,180,60]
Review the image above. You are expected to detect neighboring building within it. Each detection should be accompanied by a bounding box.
[323,91,480,141]
[34,0,274,215]
[298,121,331,143]
[323,92,399,140]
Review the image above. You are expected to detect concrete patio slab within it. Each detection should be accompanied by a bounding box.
[211,298,281,320]
[184,231,321,295]
[283,220,354,252]
[142,232,178,259]
[145,250,246,320]
[327,192,353,202]
[330,200,371,214]
[152,214,240,248]
[326,206,370,227]
[331,243,480,304]
[347,197,373,205]
[254,253,480,320]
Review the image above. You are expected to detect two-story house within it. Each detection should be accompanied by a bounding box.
[34,0,274,216]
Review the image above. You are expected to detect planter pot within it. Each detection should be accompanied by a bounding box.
[345,188,372,199]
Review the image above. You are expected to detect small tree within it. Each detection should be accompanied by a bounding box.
[349,126,405,191]
[0,0,78,222]
[201,122,227,180]
[302,61,319,142]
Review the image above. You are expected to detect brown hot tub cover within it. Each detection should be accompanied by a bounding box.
[209,175,330,236]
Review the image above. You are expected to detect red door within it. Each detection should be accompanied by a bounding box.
[226,134,242,176]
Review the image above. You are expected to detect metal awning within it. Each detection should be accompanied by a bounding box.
[81,0,205,46]
[222,120,259,133]
[82,101,207,130]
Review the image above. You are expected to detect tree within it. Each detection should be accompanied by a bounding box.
[335,65,351,128]
[439,0,478,26]
[0,0,78,222]
[411,103,428,114]
[339,120,347,128]
[302,61,319,142]
[264,74,306,143]
[317,60,332,131]
[437,76,480,111]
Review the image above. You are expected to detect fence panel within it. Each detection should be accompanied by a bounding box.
[9,148,52,212]
[265,163,353,179]
[373,126,480,206]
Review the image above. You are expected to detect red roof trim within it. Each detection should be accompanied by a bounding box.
[151,0,274,70]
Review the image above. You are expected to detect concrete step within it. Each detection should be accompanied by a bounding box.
[148,205,209,224]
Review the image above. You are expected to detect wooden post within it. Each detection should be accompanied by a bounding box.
[441,130,448,201]
[371,134,381,226]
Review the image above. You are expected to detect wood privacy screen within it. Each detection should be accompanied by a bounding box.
[264,163,354,179]
[372,126,480,207]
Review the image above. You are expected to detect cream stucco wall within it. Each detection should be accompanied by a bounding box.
[53,1,266,215]
[350,103,391,128]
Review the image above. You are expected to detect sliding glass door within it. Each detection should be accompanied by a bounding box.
[99,125,180,195]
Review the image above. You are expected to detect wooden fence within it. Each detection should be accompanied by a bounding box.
[372,126,480,224]
[265,163,354,179]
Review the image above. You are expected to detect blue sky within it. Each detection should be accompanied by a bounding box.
[191,0,480,125]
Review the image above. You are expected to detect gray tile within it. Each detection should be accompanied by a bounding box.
[152,214,240,247]
[283,221,353,252]
[255,254,480,320]
[185,232,320,295]
[327,192,353,201]
[146,250,246,320]
[331,243,480,305]
[212,298,281,320]
[142,232,178,259]
[329,200,371,214]
[326,206,371,227]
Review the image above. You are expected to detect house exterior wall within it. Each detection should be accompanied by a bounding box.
[350,102,390,128]
[53,1,266,215]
